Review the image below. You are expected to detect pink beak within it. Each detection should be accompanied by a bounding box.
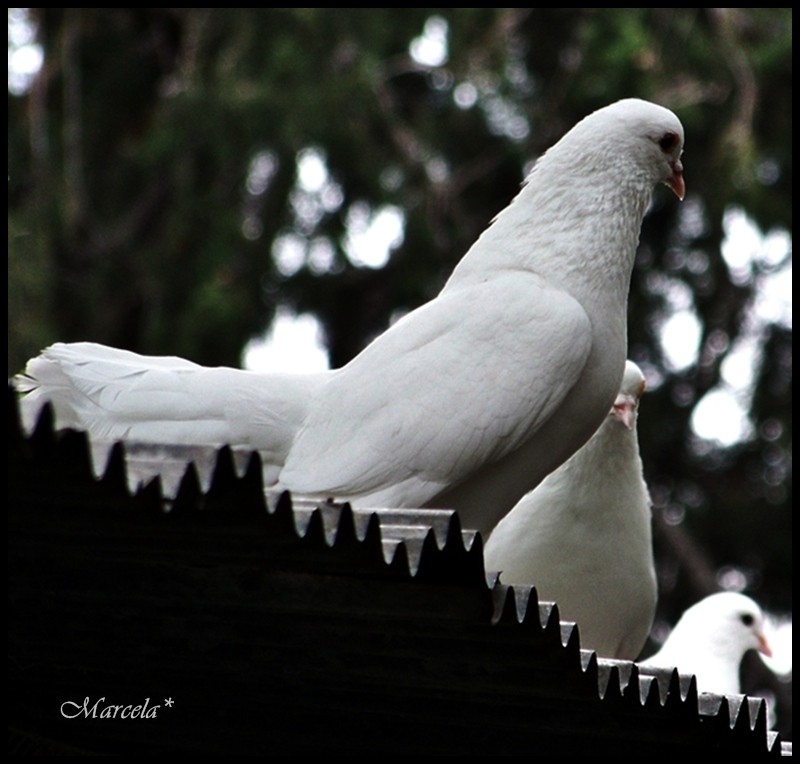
[757,632,773,658]
[668,159,685,200]
[611,394,637,431]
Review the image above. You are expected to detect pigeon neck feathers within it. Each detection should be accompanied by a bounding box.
[444,99,684,305]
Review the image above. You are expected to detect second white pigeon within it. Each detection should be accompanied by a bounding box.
[16,99,685,536]
[484,360,656,660]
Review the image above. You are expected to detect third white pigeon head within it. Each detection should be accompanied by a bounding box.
[641,591,773,695]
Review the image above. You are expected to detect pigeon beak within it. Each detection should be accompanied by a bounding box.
[757,632,773,658]
[667,159,685,200]
[611,394,637,431]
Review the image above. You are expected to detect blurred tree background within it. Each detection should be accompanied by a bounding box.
[8,8,792,736]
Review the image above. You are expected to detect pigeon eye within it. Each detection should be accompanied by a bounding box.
[740,613,755,627]
[659,132,679,153]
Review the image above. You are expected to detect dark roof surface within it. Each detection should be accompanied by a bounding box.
[7,388,790,755]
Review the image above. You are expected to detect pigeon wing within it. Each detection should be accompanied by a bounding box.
[279,272,591,506]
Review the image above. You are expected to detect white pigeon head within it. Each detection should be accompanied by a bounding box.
[610,360,647,431]
[535,98,686,201]
[674,592,773,662]
[644,592,773,695]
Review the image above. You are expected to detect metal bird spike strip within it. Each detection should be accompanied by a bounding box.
[7,387,788,756]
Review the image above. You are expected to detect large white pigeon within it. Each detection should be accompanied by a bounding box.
[15,98,685,535]
[483,360,656,660]
[640,592,773,695]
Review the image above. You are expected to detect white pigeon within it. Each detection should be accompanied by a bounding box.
[483,360,656,660]
[640,592,774,695]
[15,98,685,535]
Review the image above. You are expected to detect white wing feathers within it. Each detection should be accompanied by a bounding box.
[279,275,591,506]
[17,342,328,468]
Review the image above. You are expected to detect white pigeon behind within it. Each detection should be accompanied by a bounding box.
[483,360,656,660]
[15,98,685,535]
[640,592,773,695]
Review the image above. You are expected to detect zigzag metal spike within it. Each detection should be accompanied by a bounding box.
[134,473,168,515]
[682,673,700,713]
[637,664,697,709]
[580,648,597,673]
[490,584,519,626]
[747,697,769,735]
[619,663,648,709]
[728,694,765,737]
[581,648,598,684]
[414,517,486,585]
[98,441,129,494]
[361,510,384,557]
[268,490,303,540]
[243,451,265,492]
[348,506,381,543]
[204,445,264,500]
[541,600,563,636]
[320,500,339,538]
[86,439,114,480]
[302,506,332,547]
[539,601,586,670]
[209,445,238,494]
[333,501,357,545]
[733,695,753,734]
[560,621,579,651]
[598,663,624,702]
[332,504,388,569]
[560,621,583,668]
[409,528,439,577]
[725,695,782,756]
[664,669,697,707]
[387,537,412,577]
[617,660,637,697]
[442,509,471,553]
[703,692,732,730]
[171,461,203,516]
[586,658,619,703]
[578,650,603,703]
[666,670,698,719]
[493,584,543,628]
[636,674,658,706]
[521,585,541,625]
